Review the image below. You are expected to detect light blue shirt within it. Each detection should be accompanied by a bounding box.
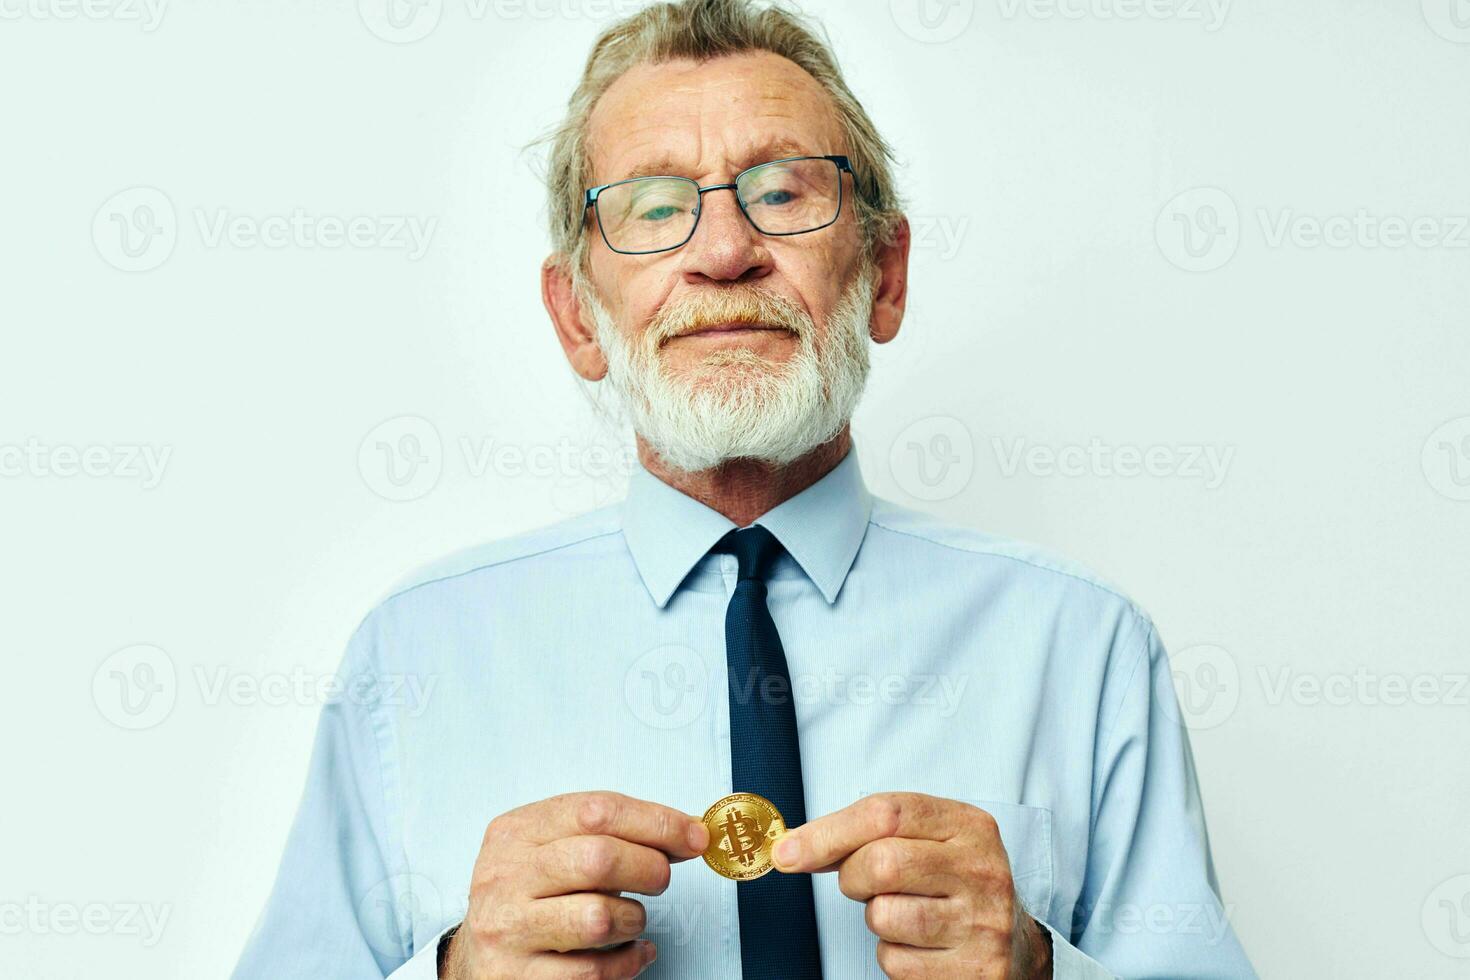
[233,446,1256,979]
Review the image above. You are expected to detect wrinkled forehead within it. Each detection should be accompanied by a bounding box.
[586,50,847,186]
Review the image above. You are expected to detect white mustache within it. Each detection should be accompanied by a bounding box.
[647,289,811,347]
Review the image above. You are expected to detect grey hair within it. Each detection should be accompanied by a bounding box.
[533,0,905,274]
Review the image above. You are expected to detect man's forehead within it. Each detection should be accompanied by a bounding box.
[587,51,845,183]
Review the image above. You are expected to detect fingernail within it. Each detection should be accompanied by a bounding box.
[687,820,708,851]
[640,939,658,962]
[773,835,799,868]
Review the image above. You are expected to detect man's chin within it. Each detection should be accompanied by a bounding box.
[660,354,782,396]
[660,345,783,374]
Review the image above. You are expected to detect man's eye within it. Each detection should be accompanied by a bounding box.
[757,189,796,207]
[639,205,682,221]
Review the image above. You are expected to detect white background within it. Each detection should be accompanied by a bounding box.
[2,0,1468,977]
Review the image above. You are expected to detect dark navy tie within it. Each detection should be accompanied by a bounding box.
[717,526,822,980]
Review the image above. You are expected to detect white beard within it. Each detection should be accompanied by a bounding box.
[577,267,876,474]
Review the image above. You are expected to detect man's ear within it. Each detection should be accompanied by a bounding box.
[541,255,609,381]
[868,215,910,345]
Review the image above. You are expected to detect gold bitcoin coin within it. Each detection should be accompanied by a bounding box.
[701,792,787,881]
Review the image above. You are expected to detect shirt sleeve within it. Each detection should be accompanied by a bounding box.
[1048,614,1257,980]
[385,926,456,979]
[231,616,446,979]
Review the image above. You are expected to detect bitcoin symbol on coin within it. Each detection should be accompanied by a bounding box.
[701,792,786,881]
[720,809,764,869]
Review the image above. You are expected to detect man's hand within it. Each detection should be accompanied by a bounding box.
[771,792,1052,979]
[441,790,709,980]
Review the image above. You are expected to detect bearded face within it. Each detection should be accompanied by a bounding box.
[577,264,877,474]
[544,53,907,474]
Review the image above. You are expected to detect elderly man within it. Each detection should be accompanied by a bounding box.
[234,1,1256,977]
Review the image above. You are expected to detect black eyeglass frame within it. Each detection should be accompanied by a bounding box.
[582,154,855,256]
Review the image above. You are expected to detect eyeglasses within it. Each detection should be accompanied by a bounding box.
[584,154,853,255]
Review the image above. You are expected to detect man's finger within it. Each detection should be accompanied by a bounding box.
[876,939,1000,980]
[529,835,676,898]
[525,893,648,952]
[865,893,969,949]
[837,837,971,902]
[516,791,708,857]
[526,938,657,979]
[771,793,968,874]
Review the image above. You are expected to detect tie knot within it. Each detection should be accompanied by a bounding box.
[716,525,784,583]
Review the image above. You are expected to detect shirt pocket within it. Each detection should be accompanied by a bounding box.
[959,798,1054,919]
[856,791,1054,919]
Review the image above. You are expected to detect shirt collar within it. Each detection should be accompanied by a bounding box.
[620,445,872,608]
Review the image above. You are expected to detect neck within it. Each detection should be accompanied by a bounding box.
[636,427,852,528]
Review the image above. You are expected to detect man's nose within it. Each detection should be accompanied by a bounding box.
[678,188,772,284]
